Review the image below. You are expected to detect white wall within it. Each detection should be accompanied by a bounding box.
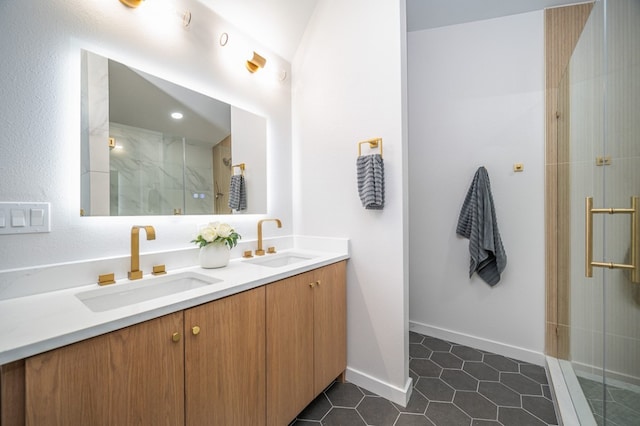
[0,0,292,272]
[292,0,410,404]
[407,11,547,363]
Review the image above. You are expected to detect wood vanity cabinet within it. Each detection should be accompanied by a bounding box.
[20,286,266,426]
[1,262,345,426]
[25,311,185,425]
[266,261,347,426]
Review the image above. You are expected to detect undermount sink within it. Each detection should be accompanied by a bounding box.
[243,252,315,268]
[76,272,222,312]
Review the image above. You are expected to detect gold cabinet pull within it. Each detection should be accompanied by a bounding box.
[316,280,321,286]
[585,196,639,283]
[309,282,315,288]
[172,332,181,343]
[192,326,201,336]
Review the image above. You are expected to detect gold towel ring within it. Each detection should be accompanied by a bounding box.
[357,138,383,158]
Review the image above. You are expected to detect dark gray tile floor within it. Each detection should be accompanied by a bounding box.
[577,375,640,426]
[291,331,558,426]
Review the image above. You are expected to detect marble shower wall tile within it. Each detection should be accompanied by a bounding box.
[108,124,214,215]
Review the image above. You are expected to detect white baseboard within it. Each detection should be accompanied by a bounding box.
[345,366,413,407]
[409,320,545,366]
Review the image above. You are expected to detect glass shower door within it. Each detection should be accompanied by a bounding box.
[560,1,640,424]
[560,0,606,422]
[599,0,640,423]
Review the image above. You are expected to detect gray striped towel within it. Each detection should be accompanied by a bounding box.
[228,174,247,211]
[456,166,506,286]
[357,154,385,210]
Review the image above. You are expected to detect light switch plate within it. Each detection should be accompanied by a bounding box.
[0,202,51,235]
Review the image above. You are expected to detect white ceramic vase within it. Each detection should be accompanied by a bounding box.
[199,243,230,268]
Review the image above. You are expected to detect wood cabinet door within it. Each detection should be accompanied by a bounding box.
[25,312,184,426]
[1,360,25,426]
[266,272,314,426]
[313,261,347,396]
[184,286,266,426]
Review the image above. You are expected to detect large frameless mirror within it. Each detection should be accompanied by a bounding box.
[80,50,267,216]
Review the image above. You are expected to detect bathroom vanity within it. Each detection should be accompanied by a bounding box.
[0,248,347,426]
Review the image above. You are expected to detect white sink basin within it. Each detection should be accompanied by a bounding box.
[76,272,222,312]
[243,252,315,268]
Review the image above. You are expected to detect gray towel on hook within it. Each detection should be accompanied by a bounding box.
[357,154,385,210]
[228,174,247,211]
[456,166,507,286]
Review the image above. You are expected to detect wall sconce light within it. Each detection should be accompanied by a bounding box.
[246,52,267,73]
[218,33,284,80]
[119,0,144,8]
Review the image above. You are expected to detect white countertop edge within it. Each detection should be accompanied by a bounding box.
[0,248,349,365]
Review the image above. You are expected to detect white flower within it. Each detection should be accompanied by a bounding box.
[192,221,240,249]
[217,223,233,238]
[200,228,217,242]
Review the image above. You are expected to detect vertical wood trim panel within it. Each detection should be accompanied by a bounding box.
[544,2,593,358]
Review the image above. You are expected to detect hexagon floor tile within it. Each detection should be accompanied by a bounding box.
[291,331,560,425]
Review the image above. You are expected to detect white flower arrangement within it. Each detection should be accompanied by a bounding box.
[191,222,241,249]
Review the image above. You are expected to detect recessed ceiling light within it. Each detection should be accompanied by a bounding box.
[171,112,184,119]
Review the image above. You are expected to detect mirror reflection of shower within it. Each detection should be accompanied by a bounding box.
[81,49,268,217]
[212,137,233,214]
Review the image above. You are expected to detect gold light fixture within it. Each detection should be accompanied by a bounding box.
[119,0,144,8]
[246,51,267,73]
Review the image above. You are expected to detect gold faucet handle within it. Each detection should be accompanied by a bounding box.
[267,246,276,254]
[98,273,116,286]
[128,270,143,280]
[243,250,254,258]
[152,264,166,275]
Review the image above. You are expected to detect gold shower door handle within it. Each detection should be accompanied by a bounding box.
[585,196,639,283]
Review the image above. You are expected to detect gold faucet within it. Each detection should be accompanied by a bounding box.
[256,219,282,256]
[129,225,156,280]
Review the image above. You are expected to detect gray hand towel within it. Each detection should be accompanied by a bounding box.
[228,174,247,211]
[456,166,507,286]
[357,154,385,210]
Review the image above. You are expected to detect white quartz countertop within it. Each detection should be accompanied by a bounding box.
[0,246,348,365]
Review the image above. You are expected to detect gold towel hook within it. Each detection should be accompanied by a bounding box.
[232,163,245,176]
[358,138,383,158]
